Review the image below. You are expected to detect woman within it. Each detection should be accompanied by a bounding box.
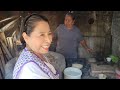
[53,12,92,67]
[13,14,59,79]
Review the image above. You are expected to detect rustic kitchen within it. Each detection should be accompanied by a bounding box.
[0,11,120,79]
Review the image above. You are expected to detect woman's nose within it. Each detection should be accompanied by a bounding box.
[45,35,52,43]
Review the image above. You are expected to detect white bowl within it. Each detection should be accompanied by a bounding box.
[72,63,83,69]
[98,74,107,79]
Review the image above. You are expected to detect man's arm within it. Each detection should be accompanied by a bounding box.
[80,39,92,53]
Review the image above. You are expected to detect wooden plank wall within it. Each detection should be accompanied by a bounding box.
[111,11,120,57]
[77,11,113,58]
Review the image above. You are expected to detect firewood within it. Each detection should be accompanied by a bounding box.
[0,47,5,78]
[0,40,13,60]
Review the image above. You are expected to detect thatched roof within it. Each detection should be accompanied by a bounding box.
[0,16,22,37]
[0,16,19,29]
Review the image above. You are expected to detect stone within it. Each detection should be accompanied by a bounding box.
[4,57,17,79]
[45,51,66,79]
[88,58,96,63]
[90,63,116,78]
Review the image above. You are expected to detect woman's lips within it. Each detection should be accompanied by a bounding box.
[42,46,49,51]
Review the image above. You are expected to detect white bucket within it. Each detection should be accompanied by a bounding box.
[64,67,82,79]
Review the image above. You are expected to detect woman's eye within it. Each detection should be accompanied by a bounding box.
[40,34,44,36]
[48,33,52,35]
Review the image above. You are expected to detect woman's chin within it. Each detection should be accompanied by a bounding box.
[41,50,49,54]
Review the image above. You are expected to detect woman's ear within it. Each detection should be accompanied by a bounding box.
[22,32,29,43]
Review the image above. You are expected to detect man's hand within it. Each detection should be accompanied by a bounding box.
[86,48,93,53]
[80,40,93,54]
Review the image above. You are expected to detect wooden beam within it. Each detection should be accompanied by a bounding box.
[0,32,7,46]
[0,40,13,60]
[0,47,5,78]
[6,37,16,57]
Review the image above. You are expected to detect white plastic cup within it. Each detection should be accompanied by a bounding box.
[106,57,111,62]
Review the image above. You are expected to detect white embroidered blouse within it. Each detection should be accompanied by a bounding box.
[13,47,59,79]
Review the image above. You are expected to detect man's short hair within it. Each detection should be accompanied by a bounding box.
[65,12,75,20]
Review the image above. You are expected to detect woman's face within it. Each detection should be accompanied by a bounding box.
[64,15,75,29]
[23,21,52,54]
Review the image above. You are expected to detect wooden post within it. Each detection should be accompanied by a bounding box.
[6,37,16,57]
[0,40,13,60]
[0,32,7,46]
[0,47,5,78]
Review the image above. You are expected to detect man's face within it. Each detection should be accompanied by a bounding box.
[64,15,75,29]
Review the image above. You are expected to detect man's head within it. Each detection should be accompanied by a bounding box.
[64,12,75,29]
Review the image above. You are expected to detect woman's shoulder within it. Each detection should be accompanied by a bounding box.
[16,49,37,65]
[72,26,80,33]
[57,24,64,28]
[73,25,80,30]
[55,24,64,32]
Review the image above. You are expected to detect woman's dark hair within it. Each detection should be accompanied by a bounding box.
[65,12,75,20]
[22,13,49,35]
[20,13,49,48]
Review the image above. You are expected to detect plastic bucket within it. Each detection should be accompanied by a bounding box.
[64,67,82,79]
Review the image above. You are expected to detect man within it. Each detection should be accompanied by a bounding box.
[53,12,92,67]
